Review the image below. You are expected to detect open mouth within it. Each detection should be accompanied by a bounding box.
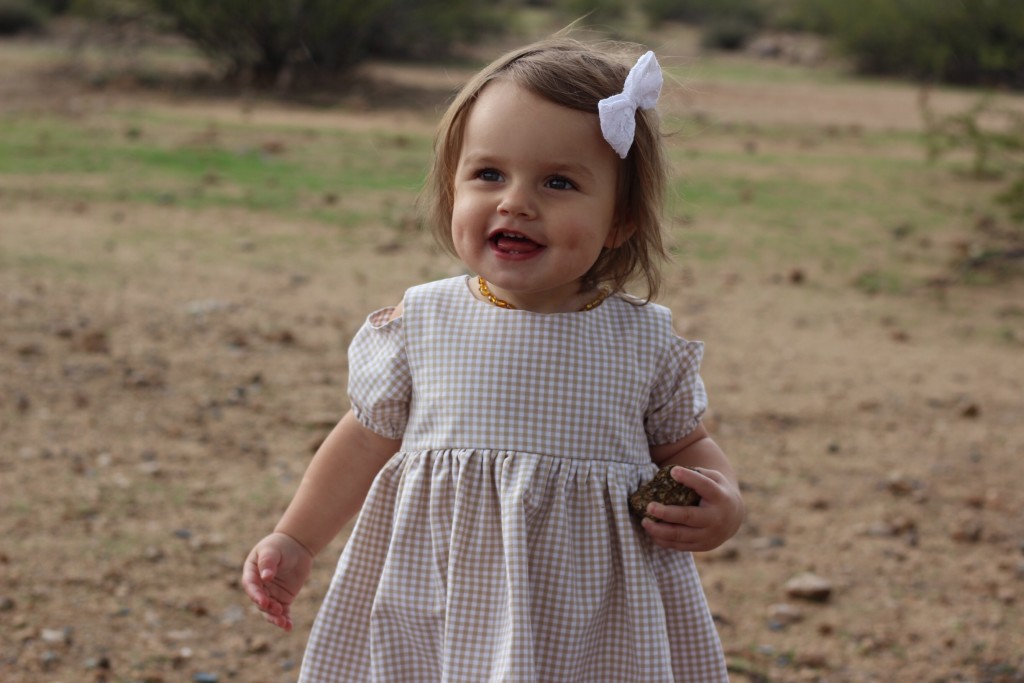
[490,231,543,255]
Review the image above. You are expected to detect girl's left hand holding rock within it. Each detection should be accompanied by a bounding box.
[641,466,745,552]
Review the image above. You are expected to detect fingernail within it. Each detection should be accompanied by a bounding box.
[260,568,272,580]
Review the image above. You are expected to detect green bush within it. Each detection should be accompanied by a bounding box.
[0,0,47,34]
[642,0,767,50]
[796,0,1024,89]
[150,0,504,85]
[365,0,504,60]
[642,0,766,27]
[557,0,628,26]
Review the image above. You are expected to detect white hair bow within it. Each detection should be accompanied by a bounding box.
[598,51,663,159]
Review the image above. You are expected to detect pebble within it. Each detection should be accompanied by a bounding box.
[950,515,983,544]
[785,572,833,603]
[193,673,219,683]
[41,627,72,645]
[767,602,805,628]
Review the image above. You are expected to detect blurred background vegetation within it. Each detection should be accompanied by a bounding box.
[1,0,1023,90]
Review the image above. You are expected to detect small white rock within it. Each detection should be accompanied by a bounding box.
[785,572,833,602]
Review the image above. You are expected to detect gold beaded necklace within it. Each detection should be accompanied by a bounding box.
[477,276,608,312]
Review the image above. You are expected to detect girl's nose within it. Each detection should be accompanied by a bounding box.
[497,185,536,219]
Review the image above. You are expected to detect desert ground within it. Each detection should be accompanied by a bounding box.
[1,19,1023,683]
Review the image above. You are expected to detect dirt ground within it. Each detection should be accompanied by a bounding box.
[2,24,1024,683]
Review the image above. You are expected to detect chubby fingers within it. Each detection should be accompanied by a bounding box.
[641,513,711,551]
[242,552,271,610]
[671,465,726,499]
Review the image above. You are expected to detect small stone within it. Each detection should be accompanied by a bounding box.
[785,573,833,603]
[796,651,829,669]
[950,515,983,544]
[884,472,921,496]
[85,655,112,670]
[767,603,805,628]
[40,650,61,669]
[193,673,219,683]
[750,536,785,551]
[77,330,110,354]
[0,596,14,611]
[41,627,72,645]
[247,637,271,654]
[628,466,701,519]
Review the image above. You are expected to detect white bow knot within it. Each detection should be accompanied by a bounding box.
[598,51,663,159]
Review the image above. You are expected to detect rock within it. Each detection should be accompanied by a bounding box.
[750,536,785,551]
[883,472,922,497]
[785,573,833,603]
[40,650,61,670]
[193,673,219,683]
[246,637,271,654]
[77,330,110,354]
[41,627,72,646]
[767,603,805,628]
[950,515,983,544]
[628,466,701,520]
[795,651,830,669]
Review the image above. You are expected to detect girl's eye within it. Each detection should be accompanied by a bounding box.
[478,169,502,182]
[546,176,576,191]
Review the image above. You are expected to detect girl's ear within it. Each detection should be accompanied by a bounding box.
[604,222,636,249]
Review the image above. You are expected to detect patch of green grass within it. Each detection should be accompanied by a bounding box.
[852,268,905,295]
[0,113,431,225]
[669,59,849,86]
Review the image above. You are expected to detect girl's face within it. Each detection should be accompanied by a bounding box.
[451,79,624,313]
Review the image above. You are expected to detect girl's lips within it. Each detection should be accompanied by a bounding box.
[489,230,544,256]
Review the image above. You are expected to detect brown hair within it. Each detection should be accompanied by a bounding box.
[422,35,669,301]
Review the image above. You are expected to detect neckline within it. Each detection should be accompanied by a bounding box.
[460,275,612,316]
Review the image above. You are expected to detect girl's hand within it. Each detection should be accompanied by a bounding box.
[241,532,314,631]
[640,466,744,552]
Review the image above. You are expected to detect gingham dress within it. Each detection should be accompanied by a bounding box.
[299,276,728,683]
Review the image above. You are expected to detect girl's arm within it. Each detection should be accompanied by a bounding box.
[643,423,744,552]
[274,409,401,554]
[242,409,401,629]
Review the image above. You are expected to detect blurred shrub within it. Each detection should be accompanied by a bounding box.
[36,0,72,13]
[700,15,759,50]
[556,0,627,26]
[149,0,504,85]
[922,91,1024,278]
[642,0,766,50]
[642,0,766,27]
[0,0,47,34]
[365,0,504,60]
[794,0,1024,89]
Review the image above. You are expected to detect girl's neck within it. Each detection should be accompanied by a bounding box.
[473,276,607,314]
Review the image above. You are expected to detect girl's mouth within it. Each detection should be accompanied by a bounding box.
[490,231,543,255]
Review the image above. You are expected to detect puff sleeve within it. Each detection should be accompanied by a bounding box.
[644,336,708,446]
[347,307,412,440]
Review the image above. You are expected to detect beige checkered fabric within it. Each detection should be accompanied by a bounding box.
[299,276,727,682]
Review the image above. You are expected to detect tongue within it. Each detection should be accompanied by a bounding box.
[495,235,541,253]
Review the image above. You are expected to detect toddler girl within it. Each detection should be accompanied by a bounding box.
[243,35,744,682]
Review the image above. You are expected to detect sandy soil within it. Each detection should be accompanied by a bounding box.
[2,25,1023,683]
